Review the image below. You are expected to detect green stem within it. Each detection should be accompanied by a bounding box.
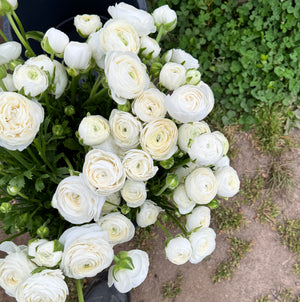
[0,230,26,244]
[89,75,103,99]
[75,279,84,302]
[165,210,188,236]
[18,192,29,200]
[6,13,35,57]
[156,220,172,237]
[154,183,168,196]
[26,146,40,166]
[12,11,26,40]
[0,29,9,42]
[156,25,165,43]
[4,149,31,170]
[83,87,108,106]
[0,79,7,91]
[71,75,79,105]
[44,93,51,114]
[33,139,56,173]
[62,154,75,174]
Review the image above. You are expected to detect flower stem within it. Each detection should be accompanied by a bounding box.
[154,183,168,196]
[0,230,26,244]
[156,25,165,43]
[83,87,108,106]
[0,29,9,42]
[156,220,172,238]
[12,11,26,39]
[89,75,103,99]
[26,146,40,166]
[165,210,188,236]
[33,139,56,173]
[4,149,31,170]
[75,279,84,302]
[71,75,80,105]
[0,79,7,91]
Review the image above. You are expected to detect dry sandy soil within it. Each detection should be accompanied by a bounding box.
[0,129,299,302]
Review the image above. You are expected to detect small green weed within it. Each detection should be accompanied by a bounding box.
[257,288,300,302]
[293,258,300,275]
[212,237,252,283]
[277,219,300,255]
[130,226,158,255]
[212,204,244,233]
[66,278,78,302]
[255,295,271,302]
[256,200,281,225]
[161,273,183,300]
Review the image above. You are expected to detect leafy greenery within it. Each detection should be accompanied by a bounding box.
[256,200,281,225]
[161,273,183,300]
[277,219,300,255]
[212,236,252,283]
[149,0,300,134]
[293,258,300,275]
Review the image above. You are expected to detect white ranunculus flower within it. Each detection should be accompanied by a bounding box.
[109,109,142,149]
[13,64,48,97]
[185,69,201,85]
[122,149,158,181]
[165,84,214,123]
[78,115,110,146]
[152,5,177,32]
[0,242,36,298]
[2,74,16,91]
[93,135,121,155]
[64,41,92,72]
[0,92,44,151]
[159,62,186,91]
[108,249,149,293]
[185,167,217,204]
[87,31,106,68]
[189,227,216,264]
[132,88,166,122]
[173,184,195,215]
[140,36,161,59]
[140,118,178,161]
[53,60,68,99]
[28,239,63,267]
[74,14,102,37]
[164,49,199,70]
[175,161,199,184]
[1,0,17,10]
[165,237,192,265]
[83,149,126,196]
[0,41,22,65]
[52,175,105,224]
[215,166,240,198]
[42,27,69,56]
[136,200,162,227]
[101,192,121,215]
[105,51,150,104]
[25,54,55,78]
[121,180,147,208]
[185,206,211,232]
[97,211,135,245]
[59,224,114,278]
[213,155,230,170]
[212,131,229,156]
[178,121,211,152]
[16,269,68,302]
[188,133,224,166]
[108,2,156,36]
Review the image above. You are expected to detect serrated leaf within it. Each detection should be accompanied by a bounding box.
[53,240,64,252]
[31,266,47,275]
[9,175,25,191]
[35,178,45,192]
[23,170,33,180]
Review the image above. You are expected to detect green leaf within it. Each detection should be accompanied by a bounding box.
[25,31,44,42]
[23,170,33,180]
[63,138,82,150]
[9,175,25,191]
[31,266,48,275]
[35,178,45,192]
[53,239,64,252]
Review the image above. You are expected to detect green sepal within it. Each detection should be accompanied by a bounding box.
[53,239,64,252]
[26,31,44,42]
[31,266,47,275]
[208,199,220,209]
[164,236,173,247]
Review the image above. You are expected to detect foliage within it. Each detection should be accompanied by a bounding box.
[293,258,300,275]
[148,0,300,132]
[256,200,281,225]
[212,236,252,283]
[277,219,300,255]
[255,296,271,302]
[161,273,183,300]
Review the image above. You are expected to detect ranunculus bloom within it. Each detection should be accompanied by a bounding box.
[25,54,55,78]
[165,237,192,265]
[121,180,147,208]
[42,27,69,56]
[74,14,102,37]
[136,200,162,227]
[215,166,240,198]
[64,41,92,71]
[159,62,186,91]
[140,36,161,59]
[53,60,68,99]
[185,206,211,232]
[152,5,177,32]
[173,184,195,215]
[0,41,21,65]
[164,48,199,70]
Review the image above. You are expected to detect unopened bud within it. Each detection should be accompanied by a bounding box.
[120,204,130,215]
[0,65,7,80]
[7,185,19,196]
[150,62,163,78]
[185,69,201,85]
[160,157,174,169]
[166,174,179,190]
[208,199,220,209]
[37,226,49,239]
[0,202,11,213]
[64,105,75,116]
[8,59,23,71]
[52,125,64,136]
[0,0,17,16]
[117,100,131,112]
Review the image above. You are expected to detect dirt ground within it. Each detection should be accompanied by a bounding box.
[0,128,299,302]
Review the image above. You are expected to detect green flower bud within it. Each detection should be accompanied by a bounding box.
[37,226,49,239]
[101,77,109,89]
[64,105,76,116]
[8,59,23,71]
[117,100,131,112]
[174,210,181,218]
[52,125,64,136]
[160,157,174,169]
[185,69,201,86]
[208,199,220,209]
[0,202,11,213]
[0,0,17,16]
[0,65,7,80]
[166,174,179,190]
[150,62,163,78]
[7,185,19,196]
[120,204,130,215]
[161,213,169,223]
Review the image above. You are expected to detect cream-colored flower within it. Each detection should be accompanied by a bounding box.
[173,184,195,215]
[212,131,229,156]
[42,27,69,56]
[185,69,201,85]
[97,211,135,245]
[101,192,121,215]
[25,54,55,78]
[165,237,192,265]
[175,161,199,184]
[189,227,216,264]
[132,88,166,122]
[178,121,211,152]
[0,41,21,65]
[122,149,158,181]
[13,64,48,97]
[105,51,150,104]
[74,14,102,37]
[52,175,105,224]
[59,224,114,278]
[213,155,230,170]
[2,74,16,92]
[108,2,156,36]
[185,167,217,204]
[152,5,177,32]
[159,62,186,91]
[164,48,199,70]
[109,109,142,149]
[16,269,68,302]
[64,41,92,71]
[165,84,214,123]
[0,92,44,151]
[140,36,161,59]
[78,115,110,146]
[52,60,68,99]
[121,180,147,208]
[185,206,211,232]
[83,149,126,196]
[188,133,224,166]
[140,118,178,161]
[136,200,162,227]
[215,166,240,198]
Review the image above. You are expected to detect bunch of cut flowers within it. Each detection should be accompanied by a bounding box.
[0,0,240,301]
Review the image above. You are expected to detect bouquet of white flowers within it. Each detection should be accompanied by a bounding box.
[0,0,240,301]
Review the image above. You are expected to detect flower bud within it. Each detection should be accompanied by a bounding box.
[0,0,17,16]
[52,125,64,136]
[74,14,102,37]
[0,202,11,213]
[8,59,23,71]
[117,100,131,112]
[161,213,169,223]
[64,105,75,116]
[160,157,174,169]
[37,226,49,239]
[0,65,7,80]
[152,5,177,32]
[150,62,162,78]
[121,204,131,215]
[185,69,201,85]
[42,28,69,57]
[7,185,19,196]
[207,199,219,209]
[166,174,179,190]
[140,36,161,59]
